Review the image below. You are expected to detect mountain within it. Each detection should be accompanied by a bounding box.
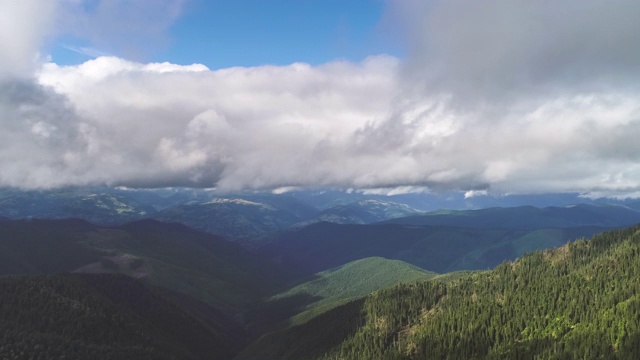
[280,189,626,212]
[3,197,640,359]
[240,225,640,360]
[292,200,421,227]
[0,273,244,360]
[262,221,610,275]
[108,187,218,211]
[625,201,640,211]
[0,219,104,274]
[247,257,435,334]
[384,203,640,229]
[235,194,319,219]
[0,219,292,315]
[4,187,638,241]
[152,196,317,244]
[103,219,295,313]
[274,257,435,325]
[0,188,323,243]
[258,204,640,275]
[0,188,152,224]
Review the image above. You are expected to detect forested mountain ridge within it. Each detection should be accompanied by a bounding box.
[241,225,640,359]
[271,257,435,325]
[0,219,293,315]
[383,204,640,229]
[291,200,421,228]
[262,221,612,275]
[0,189,152,225]
[0,273,244,360]
[246,257,437,335]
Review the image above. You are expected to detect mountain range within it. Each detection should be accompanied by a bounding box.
[3,187,640,245]
[2,188,640,358]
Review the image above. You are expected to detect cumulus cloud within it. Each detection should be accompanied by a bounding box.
[33,55,399,190]
[0,0,56,78]
[362,0,640,196]
[2,0,640,197]
[0,79,93,188]
[392,0,640,102]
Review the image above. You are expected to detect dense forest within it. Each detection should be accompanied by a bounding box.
[241,225,640,359]
[0,273,243,360]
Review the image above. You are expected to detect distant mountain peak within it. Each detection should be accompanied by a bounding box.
[207,198,275,210]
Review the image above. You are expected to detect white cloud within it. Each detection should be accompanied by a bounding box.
[391,0,640,103]
[359,187,432,196]
[0,0,56,79]
[30,55,400,190]
[464,190,488,199]
[61,44,111,58]
[2,0,640,197]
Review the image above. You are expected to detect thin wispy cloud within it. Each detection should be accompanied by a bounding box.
[61,44,110,58]
[57,0,185,61]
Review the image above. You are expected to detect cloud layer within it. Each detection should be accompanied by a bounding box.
[2,0,640,197]
[33,56,398,190]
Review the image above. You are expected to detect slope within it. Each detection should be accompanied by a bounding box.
[248,257,435,333]
[385,203,640,229]
[243,225,640,359]
[277,257,435,325]
[0,219,293,315]
[0,219,104,274]
[0,273,243,360]
[262,221,610,274]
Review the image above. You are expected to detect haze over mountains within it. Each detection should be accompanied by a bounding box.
[2,187,639,241]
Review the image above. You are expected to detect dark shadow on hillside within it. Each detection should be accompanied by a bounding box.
[244,293,323,337]
[237,298,366,360]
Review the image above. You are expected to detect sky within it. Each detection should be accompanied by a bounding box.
[48,0,394,68]
[2,0,640,198]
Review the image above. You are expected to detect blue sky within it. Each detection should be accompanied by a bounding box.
[50,0,399,69]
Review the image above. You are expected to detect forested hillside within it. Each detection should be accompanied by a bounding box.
[0,274,244,360]
[242,225,640,359]
[263,221,611,275]
[0,219,293,315]
[246,257,436,334]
